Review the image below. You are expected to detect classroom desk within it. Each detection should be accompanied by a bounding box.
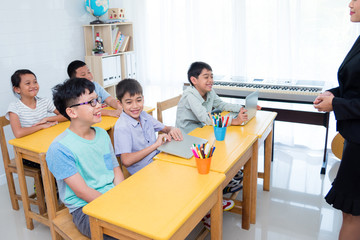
[240,110,277,224]
[83,160,226,240]
[154,126,258,230]
[8,106,155,230]
[241,110,277,191]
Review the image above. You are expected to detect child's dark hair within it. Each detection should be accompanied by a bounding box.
[187,62,212,86]
[67,60,86,78]
[52,78,95,120]
[116,79,143,102]
[11,69,37,93]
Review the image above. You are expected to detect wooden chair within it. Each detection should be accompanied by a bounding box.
[156,94,182,123]
[331,132,345,160]
[39,152,89,240]
[117,156,131,179]
[41,153,129,239]
[0,116,46,214]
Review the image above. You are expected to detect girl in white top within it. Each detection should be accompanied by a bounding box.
[6,69,66,138]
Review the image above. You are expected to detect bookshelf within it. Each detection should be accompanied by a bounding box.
[83,23,136,97]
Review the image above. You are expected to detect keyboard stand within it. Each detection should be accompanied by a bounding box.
[260,107,329,174]
[218,94,330,174]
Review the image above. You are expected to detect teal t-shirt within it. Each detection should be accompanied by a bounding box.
[46,127,119,213]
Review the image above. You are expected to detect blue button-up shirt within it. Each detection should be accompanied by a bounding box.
[114,111,165,175]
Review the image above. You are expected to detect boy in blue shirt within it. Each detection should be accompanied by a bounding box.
[46,78,124,239]
[67,60,122,118]
[113,79,183,175]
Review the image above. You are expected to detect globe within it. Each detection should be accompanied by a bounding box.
[85,0,109,24]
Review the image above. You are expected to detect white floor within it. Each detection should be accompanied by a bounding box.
[0,85,343,239]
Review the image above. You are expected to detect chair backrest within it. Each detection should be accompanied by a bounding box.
[331,132,344,160]
[156,95,182,123]
[0,116,11,167]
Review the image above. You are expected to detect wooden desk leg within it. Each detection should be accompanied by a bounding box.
[250,140,258,224]
[264,129,273,191]
[89,216,103,240]
[210,187,223,240]
[14,148,34,230]
[242,150,252,230]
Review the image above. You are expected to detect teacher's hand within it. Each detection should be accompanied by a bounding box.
[313,91,334,105]
[314,94,334,112]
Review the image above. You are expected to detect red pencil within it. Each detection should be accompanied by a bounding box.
[224,115,230,127]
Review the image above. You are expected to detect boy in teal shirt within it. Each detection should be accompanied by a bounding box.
[46,78,124,239]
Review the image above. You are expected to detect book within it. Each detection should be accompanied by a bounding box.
[111,26,119,46]
[119,36,130,52]
[112,31,122,54]
[114,34,125,54]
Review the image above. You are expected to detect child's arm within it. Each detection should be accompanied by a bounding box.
[102,96,122,118]
[121,133,169,167]
[231,107,248,125]
[113,166,125,185]
[212,92,243,112]
[33,109,67,126]
[186,94,214,125]
[161,126,183,141]
[9,112,57,138]
[64,173,102,203]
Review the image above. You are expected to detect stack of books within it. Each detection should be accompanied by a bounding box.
[112,27,130,54]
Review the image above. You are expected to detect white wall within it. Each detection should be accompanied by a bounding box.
[0,0,131,184]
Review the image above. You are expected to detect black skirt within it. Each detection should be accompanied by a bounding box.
[325,140,360,215]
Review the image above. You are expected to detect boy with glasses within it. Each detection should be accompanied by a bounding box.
[67,60,122,117]
[46,78,124,239]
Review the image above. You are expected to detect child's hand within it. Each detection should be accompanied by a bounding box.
[41,121,58,129]
[109,109,122,118]
[168,127,183,141]
[32,117,49,126]
[232,107,248,125]
[155,133,170,147]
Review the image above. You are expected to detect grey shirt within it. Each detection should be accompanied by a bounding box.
[175,86,242,133]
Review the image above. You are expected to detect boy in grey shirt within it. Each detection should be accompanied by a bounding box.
[176,62,248,134]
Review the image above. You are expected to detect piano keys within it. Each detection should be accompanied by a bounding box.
[211,76,326,103]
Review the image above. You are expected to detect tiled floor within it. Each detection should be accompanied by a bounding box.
[0,85,342,239]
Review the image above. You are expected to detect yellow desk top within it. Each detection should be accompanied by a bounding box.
[155,126,258,174]
[242,110,277,138]
[8,106,155,153]
[83,160,225,240]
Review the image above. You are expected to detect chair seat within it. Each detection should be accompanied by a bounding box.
[52,208,89,240]
[8,158,41,174]
[331,133,344,160]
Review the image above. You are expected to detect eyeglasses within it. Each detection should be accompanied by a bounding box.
[69,97,102,108]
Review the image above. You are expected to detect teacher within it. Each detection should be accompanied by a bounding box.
[314,1,360,239]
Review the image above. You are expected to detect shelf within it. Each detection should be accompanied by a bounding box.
[83,23,136,98]
[83,22,133,56]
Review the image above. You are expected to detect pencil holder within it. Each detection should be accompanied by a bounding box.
[213,126,227,141]
[195,157,212,174]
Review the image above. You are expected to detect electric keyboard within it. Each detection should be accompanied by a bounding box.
[211,76,326,103]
